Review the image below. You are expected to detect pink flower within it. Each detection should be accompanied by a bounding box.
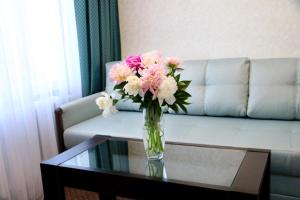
[141,50,163,67]
[165,57,181,68]
[109,63,134,84]
[125,55,142,71]
[140,64,167,97]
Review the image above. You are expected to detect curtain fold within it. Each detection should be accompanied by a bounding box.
[74,0,121,96]
[0,0,82,199]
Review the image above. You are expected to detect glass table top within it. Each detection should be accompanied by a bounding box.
[62,139,246,187]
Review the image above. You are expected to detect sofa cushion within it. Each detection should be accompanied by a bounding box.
[105,61,140,111]
[169,58,249,117]
[271,194,300,200]
[169,60,207,115]
[64,111,300,178]
[271,175,300,198]
[272,150,300,177]
[204,58,249,117]
[247,58,300,120]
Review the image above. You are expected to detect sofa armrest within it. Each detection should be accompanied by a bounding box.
[60,92,102,129]
[55,92,102,152]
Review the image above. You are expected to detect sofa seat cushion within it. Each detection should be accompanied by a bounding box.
[271,175,300,198]
[271,194,300,200]
[64,111,300,177]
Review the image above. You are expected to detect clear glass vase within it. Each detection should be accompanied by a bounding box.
[142,106,165,160]
[147,160,167,179]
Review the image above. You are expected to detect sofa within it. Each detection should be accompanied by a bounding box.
[55,57,300,200]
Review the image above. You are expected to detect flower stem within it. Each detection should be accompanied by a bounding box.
[144,101,164,158]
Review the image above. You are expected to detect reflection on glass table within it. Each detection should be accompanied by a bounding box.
[63,139,246,188]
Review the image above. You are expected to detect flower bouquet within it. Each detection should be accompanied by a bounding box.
[96,51,191,160]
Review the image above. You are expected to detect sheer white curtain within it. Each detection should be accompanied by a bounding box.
[0,0,82,199]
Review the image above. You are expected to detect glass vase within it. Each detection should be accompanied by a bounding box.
[142,106,165,160]
[147,160,167,179]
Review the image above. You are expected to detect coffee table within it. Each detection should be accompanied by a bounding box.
[41,135,270,200]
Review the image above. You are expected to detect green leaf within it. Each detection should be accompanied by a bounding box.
[178,103,188,113]
[118,89,125,96]
[180,90,192,97]
[113,82,126,90]
[175,90,191,98]
[182,101,191,105]
[178,81,185,88]
[178,81,191,90]
[113,99,118,105]
[169,103,179,113]
[176,96,189,101]
[181,80,191,87]
[132,95,142,103]
[174,74,180,82]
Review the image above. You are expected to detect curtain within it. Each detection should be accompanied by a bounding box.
[74,0,121,96]
[0,0,82,199]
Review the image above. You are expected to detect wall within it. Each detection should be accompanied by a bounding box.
[118,0,300,60]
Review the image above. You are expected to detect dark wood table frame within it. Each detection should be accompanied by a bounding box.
[41,135,270,200]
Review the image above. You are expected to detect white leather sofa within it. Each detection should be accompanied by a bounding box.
[56,57,300,200]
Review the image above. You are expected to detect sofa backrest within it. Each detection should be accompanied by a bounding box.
[105,57,300,120]
[173,58,250,117]
[248,58,300,120]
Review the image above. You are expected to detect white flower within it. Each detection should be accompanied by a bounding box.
[157,76,178,105]
[124,76,143,96]
[95,92,118,117]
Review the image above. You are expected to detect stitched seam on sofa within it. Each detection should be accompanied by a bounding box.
[271,172,300,179]
[203,60,208,115]
[244,59,250,117]
[296,59,300,119]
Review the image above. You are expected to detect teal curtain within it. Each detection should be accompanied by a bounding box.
[74,0,121,96]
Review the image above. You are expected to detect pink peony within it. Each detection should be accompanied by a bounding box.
[140,64,167,97]
[109,63,134,84]
[165,57,181,68]
[141,50,163,67]
[125,54,142,71]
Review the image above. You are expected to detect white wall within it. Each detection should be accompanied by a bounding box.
[118,0,300,60]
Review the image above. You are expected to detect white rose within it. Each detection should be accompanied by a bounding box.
[157,76,178,105]
[102,106,118,117]
[95,92,118,117]
[124,76,143,96]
